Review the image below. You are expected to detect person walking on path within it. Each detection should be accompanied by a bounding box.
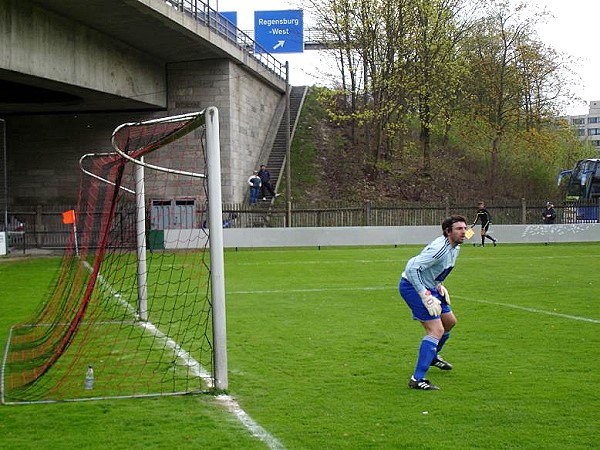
[399,215,468,390]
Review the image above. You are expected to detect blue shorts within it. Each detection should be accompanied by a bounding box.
[399,277,451,321]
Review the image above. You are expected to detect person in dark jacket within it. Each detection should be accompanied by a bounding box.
[258,164,278,200]
[470,201,497,247]
[542,202,557,224]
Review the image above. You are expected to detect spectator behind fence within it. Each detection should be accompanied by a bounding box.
[542,202,556,224]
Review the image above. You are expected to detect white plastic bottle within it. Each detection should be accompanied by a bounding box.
[85,365,94,390]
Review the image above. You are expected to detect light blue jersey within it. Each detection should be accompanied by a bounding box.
[401,236,460,293]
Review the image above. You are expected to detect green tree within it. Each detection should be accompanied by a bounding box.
[409,0,470,173]
[308,0,421,173]
[459,1,572,187]
[303,0,586,201]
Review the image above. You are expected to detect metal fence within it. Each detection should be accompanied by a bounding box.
[221,200,577,228]
[4,199,598,251]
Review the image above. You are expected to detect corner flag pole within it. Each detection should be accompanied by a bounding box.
[72,217,79,257]
[62,209,79,256]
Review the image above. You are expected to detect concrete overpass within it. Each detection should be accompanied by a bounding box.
[1,0,292,205]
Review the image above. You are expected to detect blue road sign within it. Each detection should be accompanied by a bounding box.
[216,11,237,42]
[254,10,304,54]
[220,11,237,28]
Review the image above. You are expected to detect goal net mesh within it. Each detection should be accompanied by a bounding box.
[2,111,218,404]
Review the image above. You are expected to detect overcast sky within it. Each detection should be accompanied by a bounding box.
[528,0,600,114]
[217,0,599,115]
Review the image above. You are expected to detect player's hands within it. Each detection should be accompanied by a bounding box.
[419,290,442,316]
[436,284,451,305]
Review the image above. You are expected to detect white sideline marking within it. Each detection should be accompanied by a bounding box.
[216,394,286,450]
[139,323,286,449]
[138,321,214,387]
[87,262,285,449]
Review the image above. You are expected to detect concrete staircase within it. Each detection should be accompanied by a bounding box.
[261,85,308,202]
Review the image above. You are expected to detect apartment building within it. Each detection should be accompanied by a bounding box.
[568,100,600,148]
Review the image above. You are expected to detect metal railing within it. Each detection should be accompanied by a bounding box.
[164,0,286,79]
[222,200,590,228]
[241,27,335,50]
[3,199,598,251]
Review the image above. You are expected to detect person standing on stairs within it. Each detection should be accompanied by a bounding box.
[247,171,262,205]
[258,164,278,200]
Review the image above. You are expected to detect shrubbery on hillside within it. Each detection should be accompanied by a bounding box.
[290,87,592,205]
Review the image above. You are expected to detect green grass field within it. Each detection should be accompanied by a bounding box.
[1,243,599,449]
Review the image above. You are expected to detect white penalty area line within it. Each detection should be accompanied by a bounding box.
[456,296,600,324]
[235,259,397,266]
[230,286,389,295]
[230,285,600,325]
[86,262,285,450]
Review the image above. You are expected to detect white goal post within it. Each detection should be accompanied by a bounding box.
[110,107,228,390]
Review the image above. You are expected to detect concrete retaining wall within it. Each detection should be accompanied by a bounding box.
[160,224,600,249]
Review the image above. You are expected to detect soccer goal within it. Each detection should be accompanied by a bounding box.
[1,107,228,404]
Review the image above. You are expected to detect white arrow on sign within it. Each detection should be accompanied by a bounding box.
[273,40,285,50]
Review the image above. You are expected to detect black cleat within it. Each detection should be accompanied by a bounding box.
[430,356,453,370]
[409,377,440,390]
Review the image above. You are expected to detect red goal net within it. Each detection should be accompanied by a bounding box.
[2,110,226,404]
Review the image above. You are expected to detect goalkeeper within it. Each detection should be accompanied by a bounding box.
[398,215,467,390]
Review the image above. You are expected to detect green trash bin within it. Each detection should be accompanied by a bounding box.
[149,230,164,250]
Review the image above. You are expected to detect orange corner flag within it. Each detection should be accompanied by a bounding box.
[62,210,76,225]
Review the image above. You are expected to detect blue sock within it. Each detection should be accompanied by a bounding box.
[437,331,450,354]
[413,335,439,380]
